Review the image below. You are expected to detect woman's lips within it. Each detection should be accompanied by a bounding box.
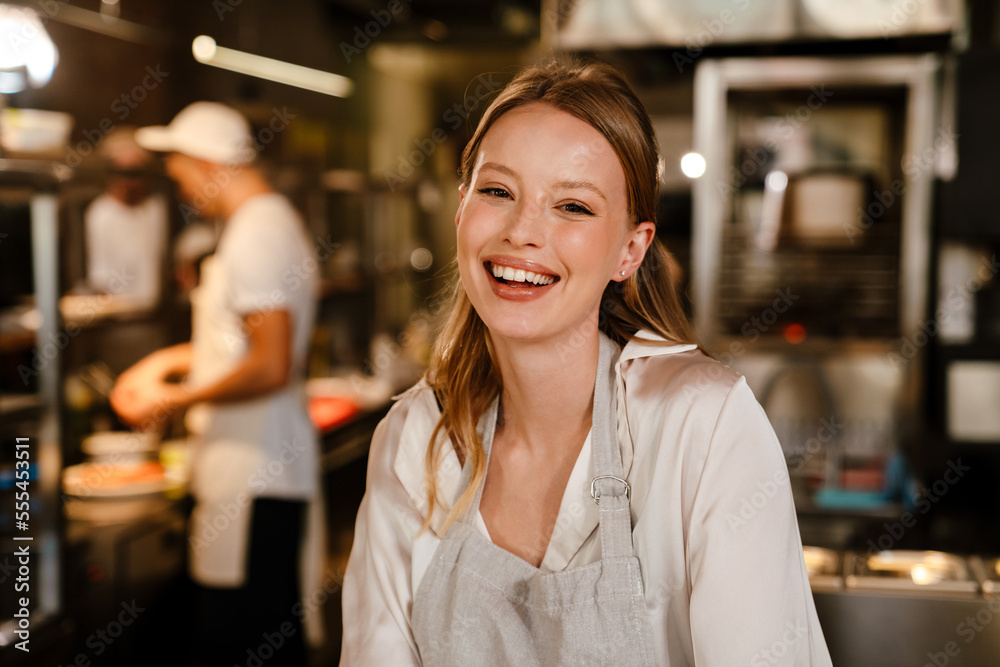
[487,262,556,286]
[482,256,559,282]
[482,261,558,301]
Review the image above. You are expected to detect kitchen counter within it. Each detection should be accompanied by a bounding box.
[815,589,1000,666]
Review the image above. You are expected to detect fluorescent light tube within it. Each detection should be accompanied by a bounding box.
[192,35,353,98]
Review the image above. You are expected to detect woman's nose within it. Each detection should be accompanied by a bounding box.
[504,199,545,247]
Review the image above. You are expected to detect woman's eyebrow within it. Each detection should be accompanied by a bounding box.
[553,179,607,202]
[479,161,518,178]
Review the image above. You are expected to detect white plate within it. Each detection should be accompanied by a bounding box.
[82,431,159,459]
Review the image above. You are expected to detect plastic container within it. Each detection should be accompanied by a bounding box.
[0,108,73,155]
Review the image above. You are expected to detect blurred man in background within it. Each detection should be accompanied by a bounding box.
[110,101,320,667]
[85,126,168,310]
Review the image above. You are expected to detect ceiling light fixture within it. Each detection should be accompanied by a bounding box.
[192,35,353,98]
[0,5,58,94]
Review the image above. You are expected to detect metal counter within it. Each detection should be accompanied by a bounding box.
[815,590,1000,666]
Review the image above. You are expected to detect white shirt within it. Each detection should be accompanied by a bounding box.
[340,331,833,666]
[185,193,319,587]
[84,193,168,309]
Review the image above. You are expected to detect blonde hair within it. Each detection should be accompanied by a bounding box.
[423,60,697,533]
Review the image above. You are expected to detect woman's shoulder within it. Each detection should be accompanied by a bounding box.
[371,378,438,459]
[367,379,463,535]
[365,378,441,496]
[620,332,744,411]
[620,334,776,491]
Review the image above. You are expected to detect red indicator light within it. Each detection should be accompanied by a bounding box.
[785,323,806,344]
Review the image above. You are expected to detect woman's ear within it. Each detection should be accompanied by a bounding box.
[454,182,467,228]
[615,221,656,281]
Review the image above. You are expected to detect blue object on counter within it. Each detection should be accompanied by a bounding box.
[882,452,920,511]
[812,453,919,511]
[813,488,889,510]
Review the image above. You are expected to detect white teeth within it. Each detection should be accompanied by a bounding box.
[490,263,555,286]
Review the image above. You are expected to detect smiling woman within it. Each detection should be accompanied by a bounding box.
[459,105,639,326]
[427,65,698,536]
[340,61,833,666]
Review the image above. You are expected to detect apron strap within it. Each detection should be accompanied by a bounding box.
[591,332,626,487]
[455,394,500,522]
[454,332,635,565]
[591,332,635,560]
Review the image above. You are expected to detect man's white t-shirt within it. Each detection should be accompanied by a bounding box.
[84,193,168,308]
[185,193,319,586]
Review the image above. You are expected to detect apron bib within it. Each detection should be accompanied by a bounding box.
[412,334,657,666]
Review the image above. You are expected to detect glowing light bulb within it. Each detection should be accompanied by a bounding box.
[765,170,788,192]
[680,152,706,179]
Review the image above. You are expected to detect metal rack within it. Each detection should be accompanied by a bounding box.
[717,225,902,339]
[0,159,71,649]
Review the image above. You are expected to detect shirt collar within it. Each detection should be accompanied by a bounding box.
[619,328,698,365]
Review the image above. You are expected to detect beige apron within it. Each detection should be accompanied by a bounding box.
[411,334,657,666]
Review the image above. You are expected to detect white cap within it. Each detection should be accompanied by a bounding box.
[135,101,255,165]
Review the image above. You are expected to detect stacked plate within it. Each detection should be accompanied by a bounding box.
[63,431,167,499]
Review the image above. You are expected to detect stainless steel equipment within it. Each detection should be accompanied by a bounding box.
[805,547,1000,665]
[814,589,1000,666]
[544,0,963,50]
[691,56,941,512]
[970,555,1000,595]
[846,550,980,597]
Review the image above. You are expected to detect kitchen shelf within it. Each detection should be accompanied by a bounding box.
[0,158,71,189]
[936,439,1000,450]
[935,341,1000,359]
[711,333,901,355]
[795,502,903,520]
[0,393,42,420]
[59,295,159,329]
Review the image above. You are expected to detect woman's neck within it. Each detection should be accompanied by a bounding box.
[490,320,601,456]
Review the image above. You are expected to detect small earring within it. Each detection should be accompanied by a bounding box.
[620,271,626,276]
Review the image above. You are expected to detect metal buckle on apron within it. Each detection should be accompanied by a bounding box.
[590,475,630,504]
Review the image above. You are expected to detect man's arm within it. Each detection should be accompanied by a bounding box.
[180,309,292,405]
[111,310,293,427]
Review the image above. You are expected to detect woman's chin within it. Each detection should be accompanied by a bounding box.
[476,310,551,343]
[483,319,544,343]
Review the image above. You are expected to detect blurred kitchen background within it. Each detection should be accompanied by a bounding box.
[2,0,1000,665]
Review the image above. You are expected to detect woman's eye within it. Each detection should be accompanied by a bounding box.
[477,187,511,199]
[561,202,594,216]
